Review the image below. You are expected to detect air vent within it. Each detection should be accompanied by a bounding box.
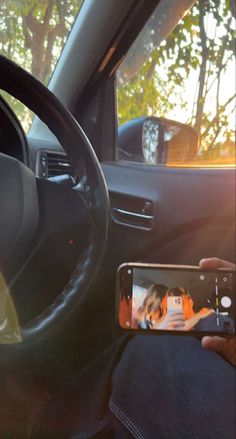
[47,152,74,177]
[38,151,75,182]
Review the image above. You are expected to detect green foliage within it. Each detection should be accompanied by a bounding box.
[117,0,236,165]
[118,52,179,125]
[0,0,82,130]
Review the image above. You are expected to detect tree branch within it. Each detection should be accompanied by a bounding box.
[201,93,236,141]
[194,1,208,134]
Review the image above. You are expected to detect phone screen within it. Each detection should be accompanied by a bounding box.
[118,265,236,335]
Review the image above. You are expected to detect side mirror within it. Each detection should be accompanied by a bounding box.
[118,117,199,165]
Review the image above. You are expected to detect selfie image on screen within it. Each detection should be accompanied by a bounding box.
[130,268,235,334]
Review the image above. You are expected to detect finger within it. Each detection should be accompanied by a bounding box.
[167,312,183,319]
[199,258,235,270]
[168,316,184,324]
[169,321,185,329]
[201,336,226,354]
[202,336,236,366]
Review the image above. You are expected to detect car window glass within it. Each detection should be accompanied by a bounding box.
[116,0,235,167]
[0,0,84,131]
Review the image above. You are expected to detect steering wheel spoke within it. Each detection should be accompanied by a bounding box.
[36,178,89,242]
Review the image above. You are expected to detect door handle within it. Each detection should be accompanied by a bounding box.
[112,207,154,229]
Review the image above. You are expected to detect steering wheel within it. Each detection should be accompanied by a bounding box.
[0,55,109,345]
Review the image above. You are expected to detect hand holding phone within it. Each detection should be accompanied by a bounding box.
[155,311,185,330]
[200,257,236,367]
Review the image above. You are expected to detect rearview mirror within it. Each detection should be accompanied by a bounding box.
[118,117,199,165]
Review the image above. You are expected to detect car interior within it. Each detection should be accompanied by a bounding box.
[0,0,235,435]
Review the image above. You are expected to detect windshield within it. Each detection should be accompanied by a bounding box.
[0,0,84,131]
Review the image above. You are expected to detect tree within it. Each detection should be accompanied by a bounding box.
[0,0,82,130]
[117,0,236,164]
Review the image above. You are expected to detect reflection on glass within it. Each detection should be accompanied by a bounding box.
[0,273,21,344]
[141,118,198,165]
[142,120,159,163]
[164,126,179,142]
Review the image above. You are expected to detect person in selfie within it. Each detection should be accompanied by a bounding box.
[153,286,211,330]
[158,285,235,333]
[149,286,212,331]
[135,283,168,329]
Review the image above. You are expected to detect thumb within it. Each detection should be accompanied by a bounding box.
[201,336,226,355]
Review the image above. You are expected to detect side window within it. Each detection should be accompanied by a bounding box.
[116,0,235,167]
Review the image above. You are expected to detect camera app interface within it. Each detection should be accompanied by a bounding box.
[127,268,235,333]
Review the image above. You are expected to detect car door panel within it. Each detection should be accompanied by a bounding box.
[102,162,235,267]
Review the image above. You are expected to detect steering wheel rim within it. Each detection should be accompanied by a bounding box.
[0,55,109,345]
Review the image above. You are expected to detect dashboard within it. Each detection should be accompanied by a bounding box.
[0,95,76,184]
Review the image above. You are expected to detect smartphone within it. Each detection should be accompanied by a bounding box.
[167,296,182,314]
[117,263,236,336]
